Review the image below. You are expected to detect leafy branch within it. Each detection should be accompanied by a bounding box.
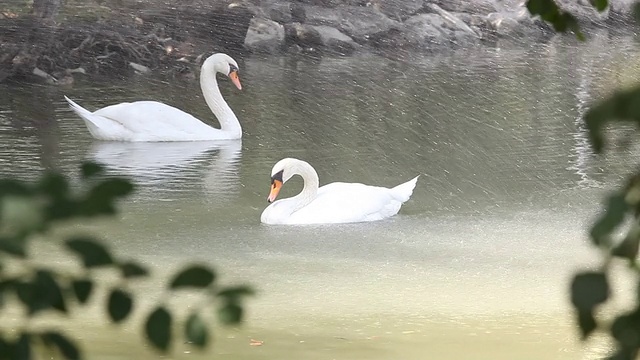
[527,0,640,359]
[0,162,252,359]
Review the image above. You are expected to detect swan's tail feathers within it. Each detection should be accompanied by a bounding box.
[64,96,104,138]
[64,96,92,118]
[391,175,419,202]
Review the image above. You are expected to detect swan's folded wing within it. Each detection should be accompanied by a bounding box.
[288,182,404,224]
[95,101,218,141]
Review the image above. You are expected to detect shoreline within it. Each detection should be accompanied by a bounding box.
[1,0,637,85]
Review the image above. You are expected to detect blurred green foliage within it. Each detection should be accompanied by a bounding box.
[528,0,640,358]
[0,163,252,359]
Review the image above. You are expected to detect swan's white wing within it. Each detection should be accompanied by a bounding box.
[285,182,405,224]
[94,101,222,141]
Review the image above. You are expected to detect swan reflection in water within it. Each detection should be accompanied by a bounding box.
[89,140,242,203]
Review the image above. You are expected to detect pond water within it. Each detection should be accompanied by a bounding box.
[2,32,640,359]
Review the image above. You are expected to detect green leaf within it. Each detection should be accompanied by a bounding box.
[217,286,254,302]
[1,196,44,235]
[0,279,16,307]
[576,309,597,339]
[91,178,134,198]
[612,225,640,260]
[16,333,31,360]
[526,0,585,40]
[0,179,32,197]
[611,311,640,349]
[217,303,243,325]
[0,236,27,257]
[16,271,67,315]
[72,279,93,304]
[65,237,113,268]
[169,265,215,289]
[185,313,209,348]
[145,306,172,352]
[590,193,629,245]
[35,270,67,313]
[80,178,134,216]
[43,198,79,221]
[107,288,133,323]
[41,332,80,360]
[589,0,608,12]
[38,173,69,199]
[571,272,609,311]
[119,261,149,279]
[526,0,554,17]
[80,162,105,179]
[0,336,14,359]
[584,85,640,153]
[607,348,637,360]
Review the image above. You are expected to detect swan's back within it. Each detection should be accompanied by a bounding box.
[282,177,418,225]
[93,101,226,141]
[66,97,238,141]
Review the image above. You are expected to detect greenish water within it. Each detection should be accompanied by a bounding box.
[2,33,640,359]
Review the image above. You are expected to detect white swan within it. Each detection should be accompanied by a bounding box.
[260,158,419,225]
[64,53,243,142]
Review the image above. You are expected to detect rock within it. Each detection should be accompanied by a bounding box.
[429,0,498,15]
[311,25,358,55]
[486,11,553,40]
[244,18,286,53]
[426,4,481,39]
[209,2,255,51]
[304,5,401,43]
[129,62,151,74]
[373,0,425,21]
[267,1,293,23]
[291,2,307,22]
[608,0,637,23]
[138,2,254,53]
[295,0,343,7]
[402,14,450,48]
[285,22,323,48]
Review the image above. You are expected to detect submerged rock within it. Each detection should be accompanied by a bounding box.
[244,18,286,53]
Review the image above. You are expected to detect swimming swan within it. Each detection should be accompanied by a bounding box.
[64,53,242,142]
[260,158,419,225]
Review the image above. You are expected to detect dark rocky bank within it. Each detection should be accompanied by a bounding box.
[0,0,637,84]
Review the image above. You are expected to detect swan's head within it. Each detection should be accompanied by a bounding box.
[267,158,307,203]
[206,53,242,90]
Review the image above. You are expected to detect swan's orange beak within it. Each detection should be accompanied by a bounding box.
[267,180,282,203]
[229,71,242,90]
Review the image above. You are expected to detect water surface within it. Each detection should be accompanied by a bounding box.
[2,32,640,359]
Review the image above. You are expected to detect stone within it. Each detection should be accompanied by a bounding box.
[429,0,498,15]
[268,2,293,23]
[426,4,481,39]
[373,0,425,21]
[486,11,553,41]
[311,25,358,55]
[244,18,286,53]
[285,22,323,48]
[402,14,450,48]
[304,5,401,43]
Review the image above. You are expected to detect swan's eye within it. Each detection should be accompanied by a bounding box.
[271,170,284,184]
[228,64,238,75]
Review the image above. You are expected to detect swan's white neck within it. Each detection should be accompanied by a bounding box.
[289,161,320,213]
[200,60,242,138]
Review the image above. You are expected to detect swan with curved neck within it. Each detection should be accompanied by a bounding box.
[64,53,243,142]
[260,158,419,225]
